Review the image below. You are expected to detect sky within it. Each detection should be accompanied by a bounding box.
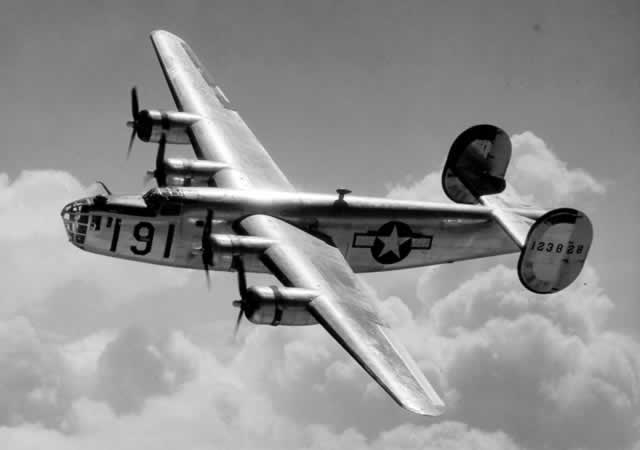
[1,1,639,449]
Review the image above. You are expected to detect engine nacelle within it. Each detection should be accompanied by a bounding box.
[163,158,229,186]
[136,110,201,144]
[240,286,319,326]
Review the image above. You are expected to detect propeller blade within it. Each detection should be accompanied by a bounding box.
[127,87,140,158]
[131,86,139,119]
[201,209,213,289]
[235,257,247,298]
[156,136,166,170]
[233,306,244,340]
[231,257,248,341]
[127,128,136,159]
[154,137,167,186]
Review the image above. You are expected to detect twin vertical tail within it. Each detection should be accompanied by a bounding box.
[442,125,593,294]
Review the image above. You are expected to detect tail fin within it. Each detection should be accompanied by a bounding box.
[442,125,593,294]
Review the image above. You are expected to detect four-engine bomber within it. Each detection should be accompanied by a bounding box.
[60,30,594,416]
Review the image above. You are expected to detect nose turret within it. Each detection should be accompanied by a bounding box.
[61,198,93,247]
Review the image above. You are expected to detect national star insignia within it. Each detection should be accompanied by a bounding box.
[377,224,411,258]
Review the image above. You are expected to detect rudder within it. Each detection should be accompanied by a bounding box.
[442,124,511,204]
[518,208,593,294]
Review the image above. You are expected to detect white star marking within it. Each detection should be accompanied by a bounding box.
[378,224,410,258]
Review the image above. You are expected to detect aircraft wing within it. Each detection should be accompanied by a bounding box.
[238,214,445,416]
[150,30,294,192]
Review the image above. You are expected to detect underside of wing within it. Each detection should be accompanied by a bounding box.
[238,215,445,416]
[150,30,294,192]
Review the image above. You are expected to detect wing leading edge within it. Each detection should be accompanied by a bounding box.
[239,215,445,416]
[150,30,294,192]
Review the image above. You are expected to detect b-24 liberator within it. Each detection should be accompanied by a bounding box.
[61,31,593,416]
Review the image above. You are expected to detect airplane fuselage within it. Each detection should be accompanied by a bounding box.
[62,187,533,274]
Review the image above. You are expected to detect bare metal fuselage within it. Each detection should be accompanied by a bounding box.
[63,187,529,274]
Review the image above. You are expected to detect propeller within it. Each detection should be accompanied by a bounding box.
[201,209,213,288]
[232,257,248,340]
[144,136,167,187]
[126,87,140,158]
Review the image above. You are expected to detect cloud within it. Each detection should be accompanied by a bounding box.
[403,264,640,450]
[509,131,606,205]
[0,164,634,450]
[0,327,525,450]
[373,422,520,450]
[0,317,72,428]
[386,172,449,202]
[0,171,190,317]
[92,327,195,414]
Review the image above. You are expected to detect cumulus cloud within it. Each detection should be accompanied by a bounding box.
[93,327,195,414]
[0,328,524,450]
[0,317,72,428]
[386,172,449,202]
[0,171,190,316]
[0,157,634,450]
[401,264,640,450]
[509,131,606,205]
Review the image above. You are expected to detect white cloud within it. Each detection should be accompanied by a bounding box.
[61,330,117,378]
[509,131,606,205]
[0,162,634,450]
[403,264,640,450]
[386,172,448,202]
[0,171,190,316]
[0,328,525,450]
[373,422,520,450]
[92,327,195,414]
[0,317,72,428]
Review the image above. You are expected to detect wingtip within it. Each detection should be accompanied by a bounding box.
[150,29,184,43]
[405,398,446,417]
[396,391,446,416]
[150,29,167,38]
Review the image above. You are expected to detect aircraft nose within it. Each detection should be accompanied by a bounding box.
[60,199,91,247]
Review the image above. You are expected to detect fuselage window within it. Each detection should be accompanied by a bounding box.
[90,215,102,231]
